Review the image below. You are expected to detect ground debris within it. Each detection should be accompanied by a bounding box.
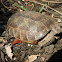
[26,54,40,62]
[0,38,61,62]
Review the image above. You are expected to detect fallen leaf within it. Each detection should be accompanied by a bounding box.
[41,57,45,61]
[28,54,40,62]
[5,44,13,59]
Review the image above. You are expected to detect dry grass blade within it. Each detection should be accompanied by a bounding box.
[10,0,28,11]
[28,1,62,15]
[1,0,28,11]
[47,6,62,15]
[42,0,62,3]
[1,0,11,9]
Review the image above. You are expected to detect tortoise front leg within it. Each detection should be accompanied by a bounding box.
[38,31,55,47]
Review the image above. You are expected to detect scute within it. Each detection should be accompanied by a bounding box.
[6,11,56,43]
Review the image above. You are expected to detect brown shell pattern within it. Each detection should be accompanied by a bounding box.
[6,11,56,44]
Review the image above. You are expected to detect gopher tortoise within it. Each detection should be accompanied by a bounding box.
[5,11,62,46]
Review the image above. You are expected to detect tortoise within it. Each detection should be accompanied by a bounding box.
[5,11,62,46]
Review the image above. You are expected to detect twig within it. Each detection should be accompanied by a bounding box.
[42,0,62,3]
[47,6,62,15]
[1,0,18,10]
[1,0,28,11]
[10,0,28,11]
[1,0,11,9]
[28,1,62,15]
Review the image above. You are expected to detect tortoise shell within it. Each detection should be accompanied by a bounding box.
[6,11,56,44]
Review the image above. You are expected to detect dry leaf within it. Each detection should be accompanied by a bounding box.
[5,44,13,59]
[28,54,40,62]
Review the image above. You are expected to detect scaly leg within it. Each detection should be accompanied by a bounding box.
[38,31,55,47]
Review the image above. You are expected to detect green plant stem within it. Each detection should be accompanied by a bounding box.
[16,3,28,11]
[39,4,46,13]
[10,0,28,11]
